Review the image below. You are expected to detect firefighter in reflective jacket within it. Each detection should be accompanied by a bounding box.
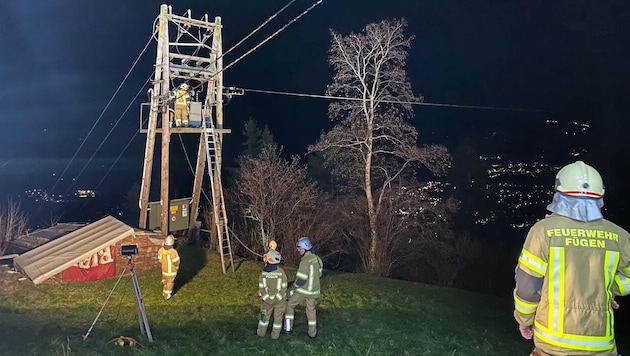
[257,249,288,339]
[284,236,323,338]
[171,83,191,127]
[158,235,180,300]
[514,161,630,356]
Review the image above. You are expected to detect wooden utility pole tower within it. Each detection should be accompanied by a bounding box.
[138,4,236,272]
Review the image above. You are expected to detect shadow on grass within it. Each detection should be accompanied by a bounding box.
[173,245,207,295]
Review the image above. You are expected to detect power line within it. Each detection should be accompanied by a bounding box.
[221,0,324,73]
[240,88,549,113]
[222,0,298,58]
[49,31,156,194]
[68,76,152,196]
[165,0,306,100]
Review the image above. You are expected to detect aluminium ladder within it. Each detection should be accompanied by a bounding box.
[202,115,234,273]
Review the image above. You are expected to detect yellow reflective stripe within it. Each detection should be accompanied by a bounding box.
[604,251,619,336]
[519,249,548,276]
[614,274,630,295]
[296,288,320,295]
[613,257,630,295]
[296,272,308,279]
[548,247,565,332]
[514,293,538,314]
[534,322,615,352]
[308,265,314,291]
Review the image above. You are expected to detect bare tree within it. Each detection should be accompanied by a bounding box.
[309,19,451,276]
[0,200,29,255]
[230,144,345,265]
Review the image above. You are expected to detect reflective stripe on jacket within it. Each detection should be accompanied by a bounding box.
[259,266,288,301]
[514,214,630,355]
[158,247,180,277]
[295,251,322,296]
[174,88,190,106]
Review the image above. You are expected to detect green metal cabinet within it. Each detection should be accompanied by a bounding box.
[148,197,191,232]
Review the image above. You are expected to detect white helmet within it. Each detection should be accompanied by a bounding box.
[296,236,313,250]
[180,83,189,90]
[555,161,604,198]
[164,235,175,246]
[264,250,281,265]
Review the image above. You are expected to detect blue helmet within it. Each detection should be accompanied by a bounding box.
[296,236,313,250]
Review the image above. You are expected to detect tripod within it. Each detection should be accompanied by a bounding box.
[83,255,154,342]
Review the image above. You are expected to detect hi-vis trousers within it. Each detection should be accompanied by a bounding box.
[257,298,286,339]
[284,292,319,338]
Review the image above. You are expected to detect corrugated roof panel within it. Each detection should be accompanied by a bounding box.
[13,216,135,284]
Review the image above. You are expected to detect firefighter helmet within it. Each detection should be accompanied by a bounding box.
[164,235,175,246]
[180,83,189,90]
[264,250,281,265]
[296,236,313,250]
[555,161,604,198]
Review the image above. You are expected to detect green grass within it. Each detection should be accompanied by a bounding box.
[0,245,541,355]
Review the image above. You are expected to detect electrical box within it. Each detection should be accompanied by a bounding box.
[148,197,191,232]
[188,101,202,127]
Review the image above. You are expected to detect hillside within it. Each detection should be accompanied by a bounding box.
[0,246,598,355]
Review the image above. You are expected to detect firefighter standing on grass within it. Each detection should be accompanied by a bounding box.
[284,236,323,338]
[158,235,180,300]
[257,249,288,339]
[514,161,630,356]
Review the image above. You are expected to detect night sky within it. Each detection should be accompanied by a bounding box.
[0,0,629,196]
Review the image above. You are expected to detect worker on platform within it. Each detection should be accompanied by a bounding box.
[158,235,180,300]
[513,161,630,356]
[171,83,191,127]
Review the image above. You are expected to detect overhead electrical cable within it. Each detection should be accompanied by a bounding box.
[221,0,324,74]
[240,88,549,113]
[49,30,156,194]
[67,77,152,195]
[222,0,298,58]
[171,0,324,98]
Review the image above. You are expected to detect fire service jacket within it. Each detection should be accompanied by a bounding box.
[259,265,288,301]
[158,247,180,278]
[514,214,630,355]
[295,251,323,296]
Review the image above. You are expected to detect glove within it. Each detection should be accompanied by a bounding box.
[612,299,620,309]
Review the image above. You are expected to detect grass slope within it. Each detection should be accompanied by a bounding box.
[0,246,557,355]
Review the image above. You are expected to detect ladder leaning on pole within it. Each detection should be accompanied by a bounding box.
[203,115,234,273]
